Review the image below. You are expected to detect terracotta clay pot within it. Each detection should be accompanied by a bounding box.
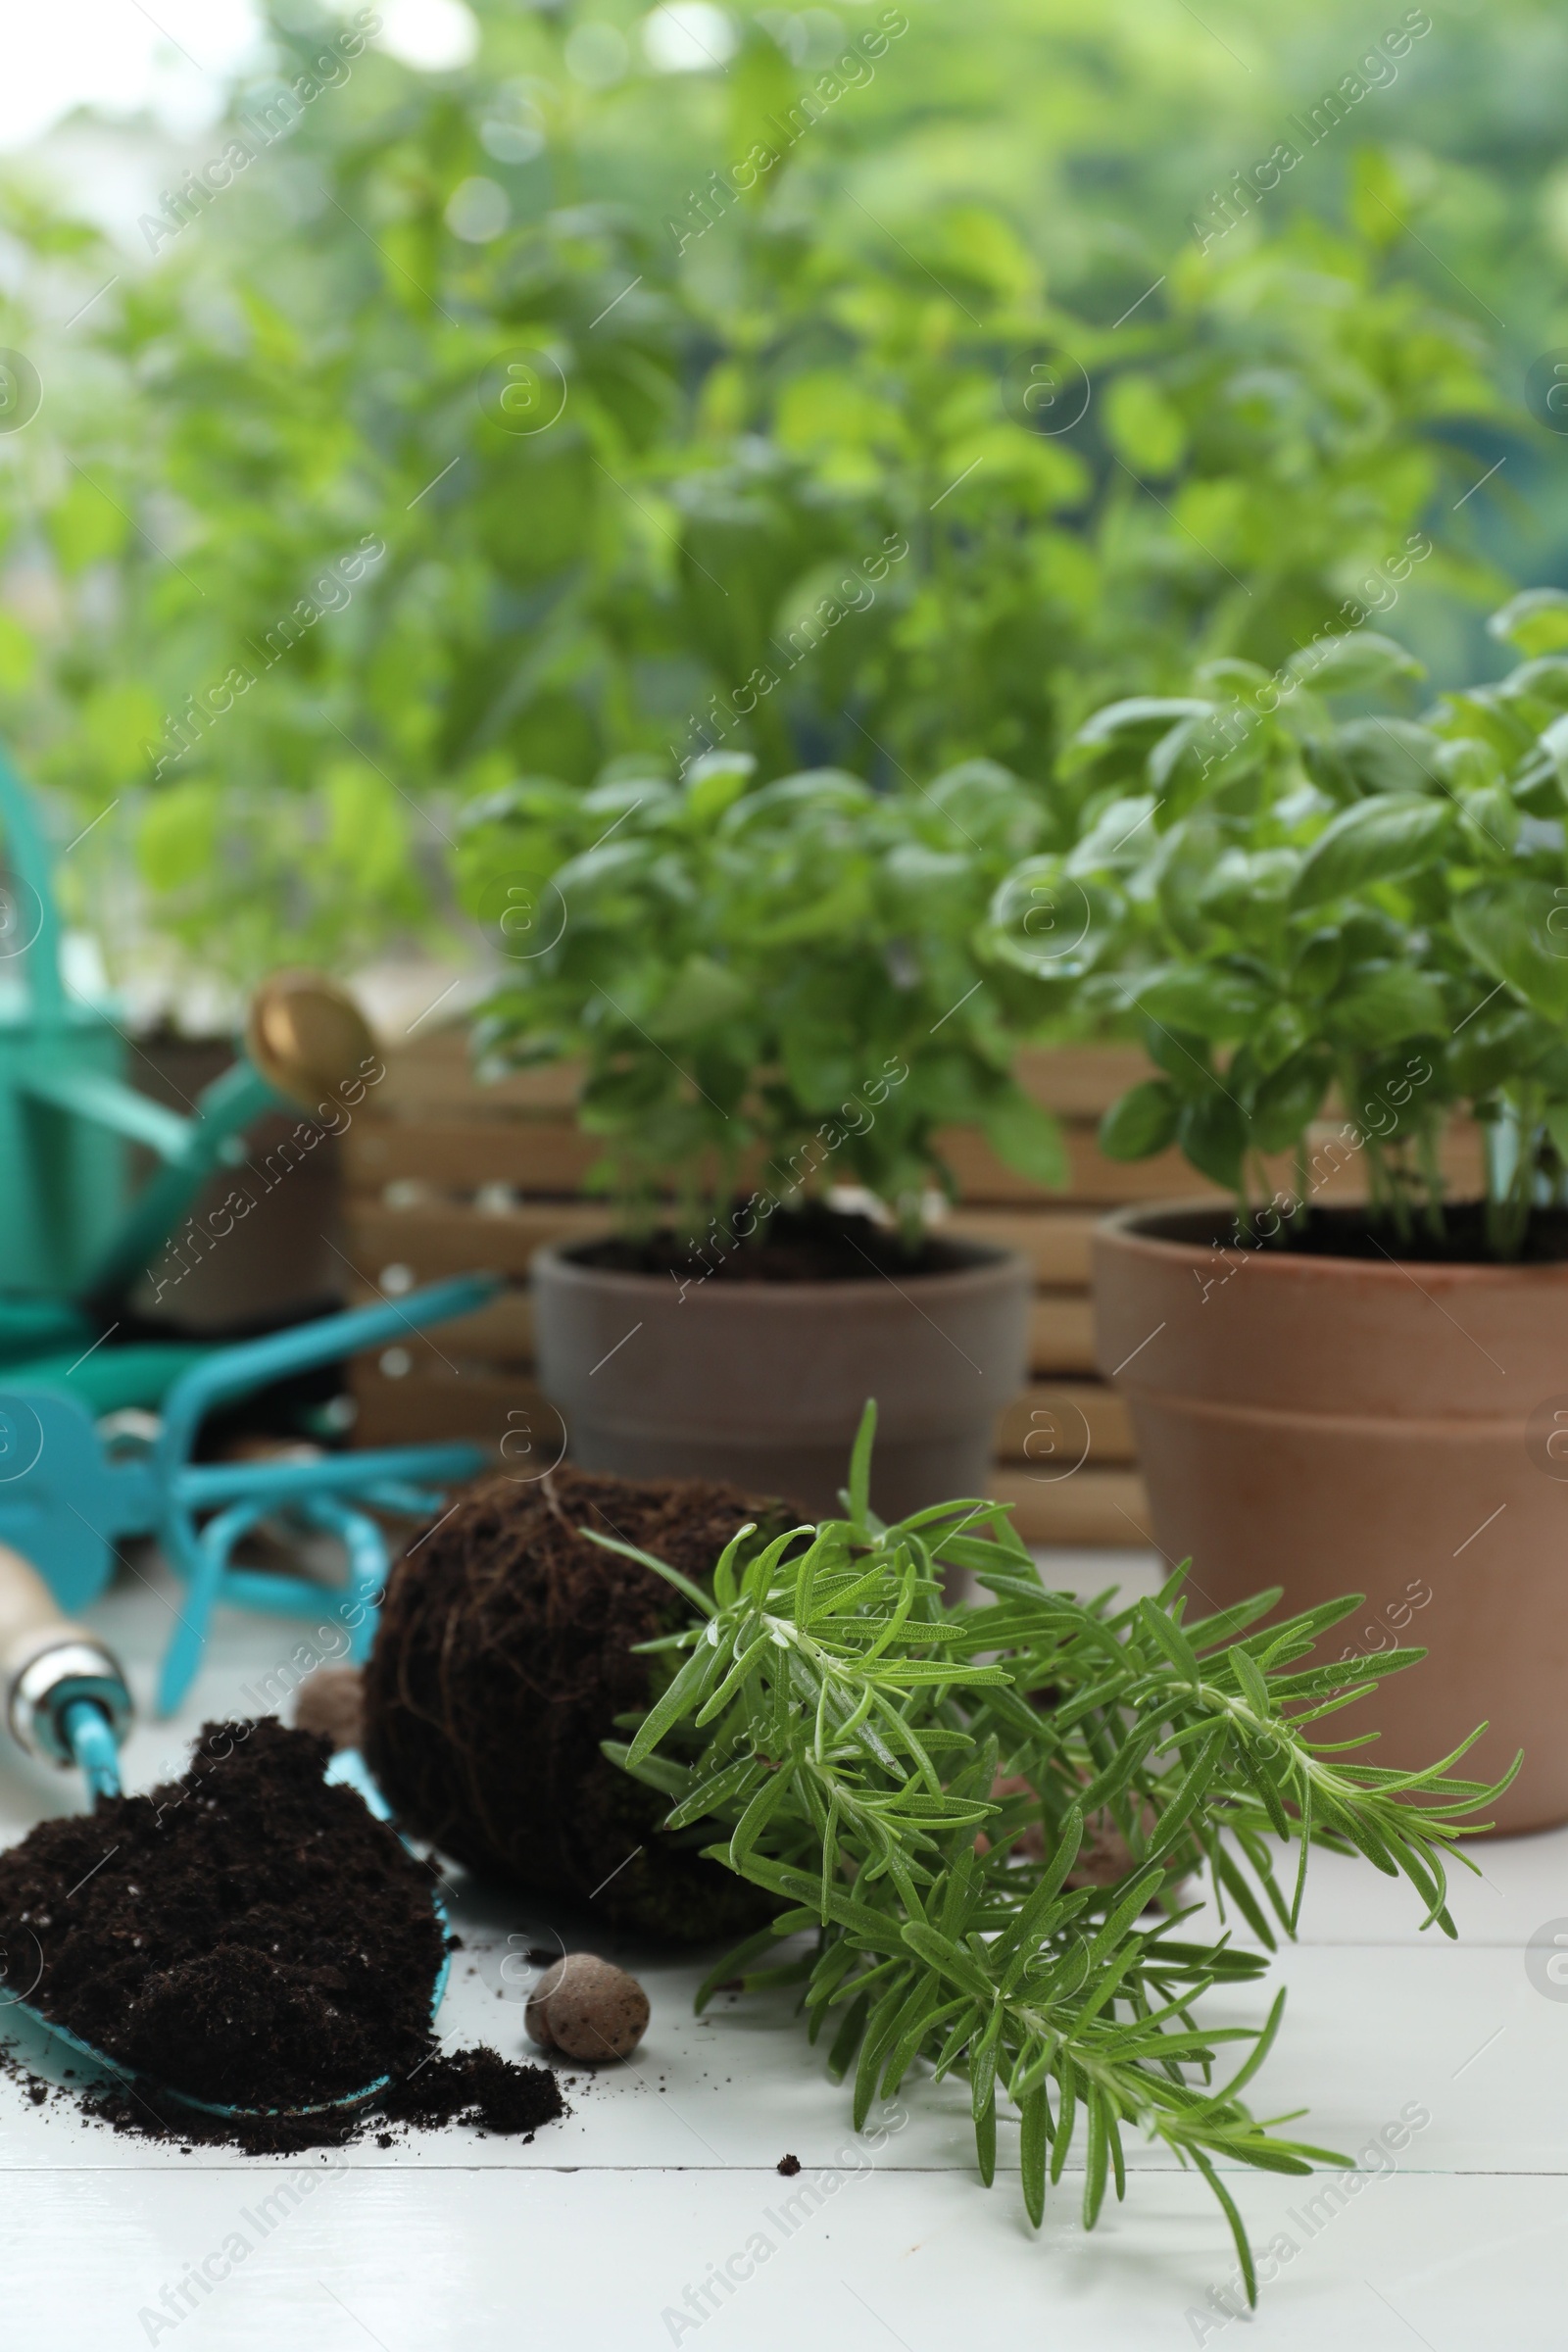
[1094,1202,1568,1835]
[531,1241,1030,1522]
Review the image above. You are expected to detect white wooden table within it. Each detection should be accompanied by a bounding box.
[1,1549,1563,2350]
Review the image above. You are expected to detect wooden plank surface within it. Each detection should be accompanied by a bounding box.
[343,1119,601,1193]
[936,1118,1487,1206]
[354,1350,1131,1459]
[375,1039,581,1116]
[942,1207,1097,1285]
[1030,1294,1095,1373]
[339,1115,1191,1202]
[350,1385,1148,1544]
[376,1032,1466,1143]
[1014,1044,1152,1114]
[345,1109,1487,1208]
[990,1467,1152,1547]
[994,1381,1133,1463]
[350,1375,1147,1541]
[346,1199,614,1281]
[352,1360,553,1451]
[352,1282,1098,1377]
[371,1035,1151,1120]
[350,1283,534,1363]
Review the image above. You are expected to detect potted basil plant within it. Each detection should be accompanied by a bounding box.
[1040,593,1568,1831]
[457,755,1066,1516]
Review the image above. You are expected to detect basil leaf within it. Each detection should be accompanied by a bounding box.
[1177,1091,1248,1190]
[1131,964,1272,1040]
[1291,795,1450,908]
[1452,880,1568,1025]
[1099,1079,1181,1161]
[1325,964,1447,1049]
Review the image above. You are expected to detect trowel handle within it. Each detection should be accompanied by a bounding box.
[0,1541,89,1664]
[0,1541,132,1767]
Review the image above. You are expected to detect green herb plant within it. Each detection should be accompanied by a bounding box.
[0,0,1510,984]
[1043,591,1568,1257]
[460,754,1067,1240]
[599,1405,1512,2297]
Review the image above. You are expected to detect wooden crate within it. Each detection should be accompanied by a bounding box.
[344,1034,1482,1544]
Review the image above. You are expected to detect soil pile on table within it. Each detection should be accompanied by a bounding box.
[364,1467,797,1939]
[381,2046,561,2132]
[0,1717,562,2151]
[74,2041,564,2157]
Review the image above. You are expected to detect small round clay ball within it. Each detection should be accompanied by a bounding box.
[525,1953,649,2063]
[293,1666,365,1753]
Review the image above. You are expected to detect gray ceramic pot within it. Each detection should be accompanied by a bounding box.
[531,1240,1031,1521]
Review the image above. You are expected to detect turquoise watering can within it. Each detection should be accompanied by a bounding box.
[0,745,500,1722]
[0,736,341,1377]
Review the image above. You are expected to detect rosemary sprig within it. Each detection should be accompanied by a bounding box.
[597,1405,1515,2299]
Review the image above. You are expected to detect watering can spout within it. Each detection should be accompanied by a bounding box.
[74,970,380,1310]
[245,968,381,1109]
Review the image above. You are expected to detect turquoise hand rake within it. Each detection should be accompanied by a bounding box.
[0,1272,498,1716]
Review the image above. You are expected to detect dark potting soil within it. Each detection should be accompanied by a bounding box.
[567,1200,977,1285]
[73,2045,564,2157]
[0,1718,563,2153]
[380,2046,561,2135]
[1277,1201,1568,1265]
[364,1468,798,1941]
[1152,1200,1568,1266]
[74,2049,564,2157]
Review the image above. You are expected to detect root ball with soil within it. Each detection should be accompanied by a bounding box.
[363,1467,796,1939]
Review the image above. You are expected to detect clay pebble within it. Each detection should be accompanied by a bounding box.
[525,1953,650,2062]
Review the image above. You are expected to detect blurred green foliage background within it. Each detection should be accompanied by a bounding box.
[0,0,1565,982]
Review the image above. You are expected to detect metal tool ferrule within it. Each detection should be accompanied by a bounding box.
[8,1641,133,1768]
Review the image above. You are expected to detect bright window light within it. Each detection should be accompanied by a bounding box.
[373,0,480,74]
[641,4,739,74]
[0,0,260,149]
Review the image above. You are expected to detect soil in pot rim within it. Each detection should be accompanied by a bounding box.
[363,1467,801,1941]
[564,1200,985,1285]
[1119,1200,1568,1268]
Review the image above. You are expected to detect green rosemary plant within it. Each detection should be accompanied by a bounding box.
[599,1406,1512,2300]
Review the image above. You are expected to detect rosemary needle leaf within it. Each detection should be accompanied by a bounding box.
[609,1425,1508,2295]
